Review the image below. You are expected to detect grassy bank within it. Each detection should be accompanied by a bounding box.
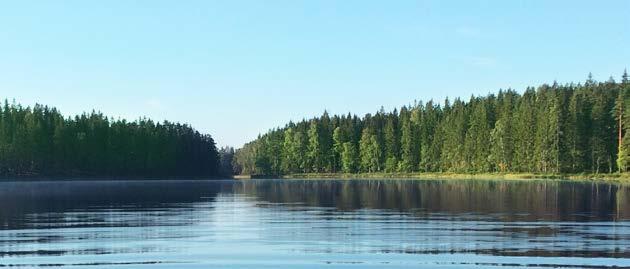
[273,172,630,182]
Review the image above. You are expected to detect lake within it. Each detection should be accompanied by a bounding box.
[1,179,629,268]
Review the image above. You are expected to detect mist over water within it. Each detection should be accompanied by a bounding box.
[1,179,629,268]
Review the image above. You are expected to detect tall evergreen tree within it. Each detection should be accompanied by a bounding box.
[489,90,516,172]
[440,99,468,172]
[307,120,324,172]
[567,89,590,172]
[383,113,399,172]
[617,82,630,172]
[513,88,537,172]
[398,107,416,172]
[235,72,629,176]
[418,101,440,171]
[464,98,492,172]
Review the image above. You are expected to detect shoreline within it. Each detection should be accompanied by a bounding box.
[3,173,629,183]
[268,172,630,183]
[0,176,233,182]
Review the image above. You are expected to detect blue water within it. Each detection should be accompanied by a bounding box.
[1,179,629,268]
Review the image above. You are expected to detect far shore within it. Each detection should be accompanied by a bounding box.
[4,173,629,183]
[235,172,630,183]
[0,176,232,182]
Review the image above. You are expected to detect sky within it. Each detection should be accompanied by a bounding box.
[1,0,629,147]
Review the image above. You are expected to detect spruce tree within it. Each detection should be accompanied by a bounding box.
[464,98,491,172]
[617,84,630,172]
[307,120,323,173]
[236,72,629,176]
[383,113,399,172]
[398,107,416,172]
[419,101,440,171]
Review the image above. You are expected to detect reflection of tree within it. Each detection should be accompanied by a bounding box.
[235,180,630,221]
[0,180,230,230]
[617,186,630,221]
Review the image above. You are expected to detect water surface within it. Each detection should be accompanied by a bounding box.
[1,179,629,268]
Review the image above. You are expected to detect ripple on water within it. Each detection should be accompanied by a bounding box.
[0,179,629,268]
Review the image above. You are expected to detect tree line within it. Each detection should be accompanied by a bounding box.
[0,100,220,177]
[234,72,630,175]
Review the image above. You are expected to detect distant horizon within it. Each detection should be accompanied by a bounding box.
[2,1,629,147]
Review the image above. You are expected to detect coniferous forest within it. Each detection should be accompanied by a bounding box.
[0,101,219,178]
[234,72,630,176]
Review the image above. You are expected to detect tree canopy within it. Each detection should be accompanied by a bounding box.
[0,100,220,178]
[234,73,630,175]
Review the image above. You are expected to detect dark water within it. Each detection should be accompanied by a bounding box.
[1,179,629,268]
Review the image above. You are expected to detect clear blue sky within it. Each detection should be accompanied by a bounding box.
[1,1,628,147]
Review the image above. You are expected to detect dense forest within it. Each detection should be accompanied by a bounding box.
[0,100,220,177]
[234,72,630,176]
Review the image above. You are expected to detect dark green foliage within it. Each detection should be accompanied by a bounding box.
[219,146,235,176]
[464,97,492,172]
[235,73,629,175]
[418,101,440,172]
[489,90,517,172]
[512,89,536,172]
[616,73,630,172]
[397,106,417,172]
[0,100,220,178]
[383,112,399,172]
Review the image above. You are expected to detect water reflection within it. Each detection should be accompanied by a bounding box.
[236,179,630,221]
[0,179,629,268]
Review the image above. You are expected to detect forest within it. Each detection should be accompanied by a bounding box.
[0,100,220,178]
[234,72,630,176]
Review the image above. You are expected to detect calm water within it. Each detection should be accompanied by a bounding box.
[1,179,629,268]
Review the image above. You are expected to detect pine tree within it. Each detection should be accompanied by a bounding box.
[319,111,334,172]
[464,98,491,172]
[567,90,589,172]
[419,101,440,171]
[440,99,468,172]
[513,88,537,172]
[590,84,617,173]
[533,86,563,173]
[617,84,630,172]
[383,113,399,172]
[398,106,416,172]
[489,90,515,172]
